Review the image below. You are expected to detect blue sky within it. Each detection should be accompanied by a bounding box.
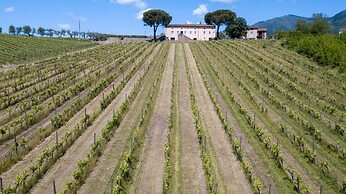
[0,0,345,35]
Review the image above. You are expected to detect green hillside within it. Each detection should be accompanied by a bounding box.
[254,10,346,36]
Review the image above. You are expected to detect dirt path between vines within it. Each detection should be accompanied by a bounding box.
[130,43,175,194]
[28,45,161,194]
[184,43,252,194]
[220,55,320,193]
[77,46,163,194]
[177,43,207,193]
[0,47,137,159]
[1,45,159,190]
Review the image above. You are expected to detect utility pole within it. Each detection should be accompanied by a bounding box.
[79,20,81,38]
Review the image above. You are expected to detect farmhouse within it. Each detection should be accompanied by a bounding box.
[165,24,216,41]
[339,26,346,34]
[246,26,267,39]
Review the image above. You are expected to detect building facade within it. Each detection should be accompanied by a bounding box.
[246,26,267,39]
[339,27,346,34]
[165,24,216,41]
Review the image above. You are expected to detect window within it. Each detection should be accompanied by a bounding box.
[190,31,192,34]
[195,31,196,34]
[204,31,206,34]
[172,31,174,34]
[209,31,211,34]
[177,31,179,34]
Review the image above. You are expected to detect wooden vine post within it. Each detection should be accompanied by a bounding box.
[14,136,18,155]
[55,131,58,145]
[268,184,271,194]
[0,177,3,192]
[53,180,57,194]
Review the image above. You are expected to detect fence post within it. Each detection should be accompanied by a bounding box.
[240,136,242,152]
[110,179,114,194]
[53,180,57,194]
[56,131,58,145]
[14,136,18,155]
[0,177,3,192]
[320,186,323,194]
[268,184,271,194]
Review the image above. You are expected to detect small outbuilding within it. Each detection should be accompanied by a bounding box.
[246,26,267,39]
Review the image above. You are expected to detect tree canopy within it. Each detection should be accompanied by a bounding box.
[37,27,45,36]
[9,25,15,35]
[225,17,248,39]
[205,9,236,39]
[23,26,32,36]
[295,13,330,35]
[143,9,172,42]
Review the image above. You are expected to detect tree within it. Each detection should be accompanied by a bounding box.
[225,17,247,39]
[0,27,2,34]
[23,25,32,36]
[31,28,36,36]
[61,29,67,37]
[9,25,16,35]
[142,9,172,42]
[205,9,236,39]
[16,27,22,35]
[295,19,310,33]
[67,30,73,38]
[310,13,330,35]
[47,29,54,37]
[37,27,45,36]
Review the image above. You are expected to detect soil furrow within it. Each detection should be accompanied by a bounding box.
[131,43,175,194]
[184,43,252,194]
[177,43,206,193]
[28,45,160,194]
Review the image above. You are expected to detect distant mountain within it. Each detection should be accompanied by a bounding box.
[253,10,346,36]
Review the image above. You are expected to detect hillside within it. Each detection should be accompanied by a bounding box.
[254,10,346,36]
[0,34,97,66]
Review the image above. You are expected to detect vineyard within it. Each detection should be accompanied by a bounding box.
[0,40,345,194]
[0,34,97,66]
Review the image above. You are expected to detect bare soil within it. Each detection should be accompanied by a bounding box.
[130,43,175,194]
[184,43,252,194]
[176,43,207,193]
[27,45,160,194]
[77,45,162,194]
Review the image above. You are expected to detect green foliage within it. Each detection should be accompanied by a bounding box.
[295,13,330,35]
[15,27,22,35]
[9,25,15,34]
[0,34,96,65]
[310,13,330,35]
[225,17,248,39]
[278,32,346,72]
[37,27,45,36]
[205,9,236,39]
[23,25,32,36]
[142,9,172,41]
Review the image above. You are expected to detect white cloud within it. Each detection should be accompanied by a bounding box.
[186,20,192,24]
[136,8,152,20]
[110,0,147,9]
[210,0,237,3]
[68,12,87,22]
[193,4,208,16]
[58,24,70,30]
[4,6,14,13]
